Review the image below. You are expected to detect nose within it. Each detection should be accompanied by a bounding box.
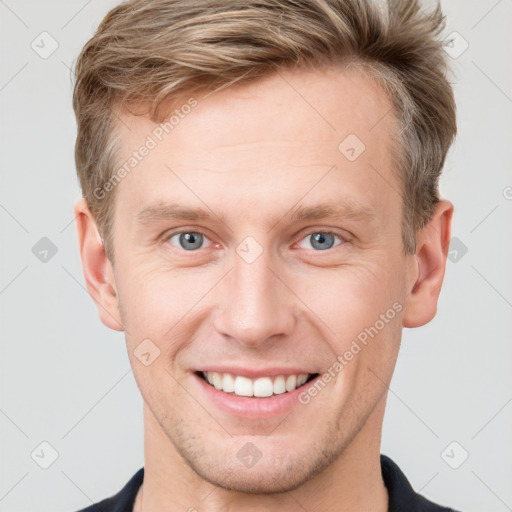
[213,248,296,348]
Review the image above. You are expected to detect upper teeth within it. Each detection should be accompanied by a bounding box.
[203,372,312,397]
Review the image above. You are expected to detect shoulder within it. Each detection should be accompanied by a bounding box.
[72,467,144,512]
[381,454,461,512]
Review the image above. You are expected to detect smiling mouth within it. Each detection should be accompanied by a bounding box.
[195,371,320,398]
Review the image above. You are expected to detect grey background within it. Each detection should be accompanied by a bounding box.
[1,1,511,511]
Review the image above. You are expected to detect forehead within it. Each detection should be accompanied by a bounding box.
[110,64,400,224]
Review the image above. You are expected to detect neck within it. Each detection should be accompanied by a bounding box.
[137,400,388,512]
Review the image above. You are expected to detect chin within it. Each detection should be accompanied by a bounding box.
[179,440,342,496]
[199,463,312,495]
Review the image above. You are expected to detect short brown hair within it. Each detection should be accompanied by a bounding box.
[73,0,456,262]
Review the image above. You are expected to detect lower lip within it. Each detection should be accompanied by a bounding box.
[192,372,320,418]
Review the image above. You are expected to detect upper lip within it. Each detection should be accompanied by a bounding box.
[194,366,319,379]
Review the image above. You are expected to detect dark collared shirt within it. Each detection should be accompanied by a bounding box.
[75,454,461,511]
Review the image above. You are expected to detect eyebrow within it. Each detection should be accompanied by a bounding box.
[136,202,224,227]
[135,199,376,228]
[289,201,376,223]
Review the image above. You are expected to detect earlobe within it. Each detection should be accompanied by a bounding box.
[74,198,124,331]
[402,200,454,328]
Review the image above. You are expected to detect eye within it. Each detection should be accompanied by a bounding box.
[168,231,208,251]
[297,231,344,251]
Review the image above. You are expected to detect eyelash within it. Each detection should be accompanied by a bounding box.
[164,229,346,253]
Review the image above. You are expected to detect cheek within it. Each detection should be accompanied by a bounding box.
[117,248,405,356]
[292,257,404,337]
[117,262,218,337]
[290,259,405,396]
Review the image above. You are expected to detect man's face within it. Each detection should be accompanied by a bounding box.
[102,65,417,492]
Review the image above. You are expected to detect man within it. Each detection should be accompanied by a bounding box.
[72,0,460,510]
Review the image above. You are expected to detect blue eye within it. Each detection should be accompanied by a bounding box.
[169,232,206,250]
[167,230,343,253]
[298,231,342,251]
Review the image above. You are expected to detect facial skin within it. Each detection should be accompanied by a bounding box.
[75,64,453,511]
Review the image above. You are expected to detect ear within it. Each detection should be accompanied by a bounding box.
[402,199,454,328]
[74,198,124,331]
